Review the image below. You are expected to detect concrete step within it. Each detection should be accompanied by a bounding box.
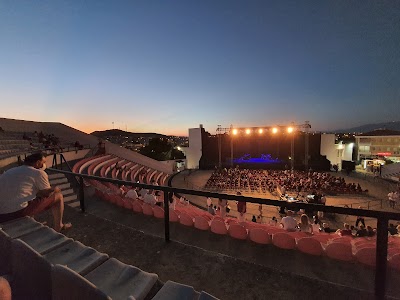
[64,194,78,203]
[68,201,81,208]
[62,188,74,196]
[48,173,65,180]
[57,182,71,190]
[50,178,68,185]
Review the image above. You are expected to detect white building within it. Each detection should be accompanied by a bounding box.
[179,125,203,169]
[320,134,354,170]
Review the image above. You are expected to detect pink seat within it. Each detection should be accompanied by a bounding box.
[132,201,143,213]
[169,210,179,222]
[115,196,125,207]
[228,224,248,240]
[388,253,400,271]
[123,199,133,210]
[313,233,333,244]
[202,214,212,221]
[249,228,271,245]
[330,236,353,244]
[354,247,376,267]
[194,216,210,231]
[213,216,224,222]
[388,247,400,258]
[272,232,296,250]
[153,206,165,219]
[210,220,228,235]
[179,213,194,227]
[287,231,309,240]
[297,237,323,256]
[142,203,153,216]
[325,242,353,262]
[266,227,286,236]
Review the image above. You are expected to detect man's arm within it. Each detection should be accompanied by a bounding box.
[36,186,61,198]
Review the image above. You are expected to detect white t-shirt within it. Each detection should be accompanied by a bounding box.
[125,189,138,200]
[281,216,297,231]
[0,165,51,214]
[139,189,148,198]
[144,193,157,206]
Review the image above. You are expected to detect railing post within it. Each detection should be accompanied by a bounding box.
[375,216,389,299]
[79,177,85,213]
[52,154,57,169]
[163,191,170,242]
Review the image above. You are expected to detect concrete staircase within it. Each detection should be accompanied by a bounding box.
[47,173,80,209]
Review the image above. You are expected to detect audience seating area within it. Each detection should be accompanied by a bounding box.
[0,216,219,300]
[93,185,400,270]
[0,131,40,161]
[73,154,169,189]
[205,168,367,195]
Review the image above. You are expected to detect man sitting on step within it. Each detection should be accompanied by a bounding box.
[0,152,71,231]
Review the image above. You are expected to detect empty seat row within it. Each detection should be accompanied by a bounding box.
[0,217,219,299]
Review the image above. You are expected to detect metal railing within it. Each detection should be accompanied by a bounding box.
[47,167,400,299]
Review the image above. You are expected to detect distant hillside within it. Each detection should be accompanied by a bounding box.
[91,129,167,139]
[334,121,400,133]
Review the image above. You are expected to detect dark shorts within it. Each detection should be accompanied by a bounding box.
[0,194,56,223]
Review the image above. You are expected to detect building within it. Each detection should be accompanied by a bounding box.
[355,130,400,163]
[320,134,354,171]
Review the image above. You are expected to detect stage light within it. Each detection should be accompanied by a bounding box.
[258,128,263,134]
[287,127,294,133]
[232,129,238,135]
[245,129,251,135]
[272,127,278,134]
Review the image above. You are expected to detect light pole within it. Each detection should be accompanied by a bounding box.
[287,124,295,170]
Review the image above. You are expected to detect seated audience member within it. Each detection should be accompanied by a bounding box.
[322,223,334,233]
[144,190,157,206]
[366,226,375,237]
[338,223,352,236]
[125,188,138,200]
[207,197,212,207]
[218,198,227,218]
[251,215,257,223]
[280,211,297,232]
[269,216,278,226]
[356,225,368,237]
[355,208,366,227]
[207,204,216,216]
[311,217,321,233]
[139,188,148,199]
[388,223,398,236]
[236,196,246,223]
[298,214,313,233]
[0,152,71,232]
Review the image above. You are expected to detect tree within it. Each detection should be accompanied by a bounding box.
[139,138,185,161]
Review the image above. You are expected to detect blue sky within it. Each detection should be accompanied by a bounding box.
[1,1,399,135]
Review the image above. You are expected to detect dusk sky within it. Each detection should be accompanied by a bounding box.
[1,1,399,136]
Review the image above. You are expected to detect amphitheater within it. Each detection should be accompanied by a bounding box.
[1,117,400,300]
